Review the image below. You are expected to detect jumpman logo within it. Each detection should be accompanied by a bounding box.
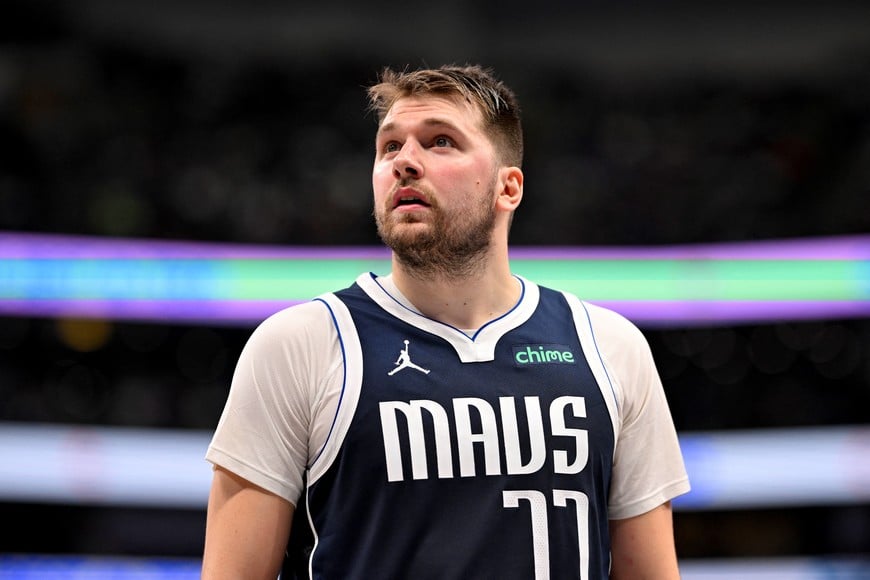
[388,340,431,376]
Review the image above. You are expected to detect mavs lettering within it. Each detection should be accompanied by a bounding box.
[379,395,588,483]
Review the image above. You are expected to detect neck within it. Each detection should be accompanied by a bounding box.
[390,248,519,330]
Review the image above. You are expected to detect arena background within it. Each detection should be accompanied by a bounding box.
[1,0,869,577]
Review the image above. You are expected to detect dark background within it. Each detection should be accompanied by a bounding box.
[1,0,869,566]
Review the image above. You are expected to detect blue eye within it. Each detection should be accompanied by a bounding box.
[433,136,453,148]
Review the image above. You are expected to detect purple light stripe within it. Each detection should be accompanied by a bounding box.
[0,299,298,325]
[3,299,868,327]
[0,232,391,260]
[509,235,870,261]
[604,300,870,327]
[3,231,869,260]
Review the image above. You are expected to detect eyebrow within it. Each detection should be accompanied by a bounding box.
[377,118,465,139]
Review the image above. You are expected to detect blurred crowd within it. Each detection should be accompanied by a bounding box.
[1,30,868,428]
[1,25,869,247]
[1,11,869,426]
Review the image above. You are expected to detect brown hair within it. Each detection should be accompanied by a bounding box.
[367,64,523,168]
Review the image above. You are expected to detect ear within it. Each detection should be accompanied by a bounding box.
[496,166,523,211]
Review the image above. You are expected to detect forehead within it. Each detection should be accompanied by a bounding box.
[378,95,484,135]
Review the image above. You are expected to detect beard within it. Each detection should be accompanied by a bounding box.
[375,176,498,281]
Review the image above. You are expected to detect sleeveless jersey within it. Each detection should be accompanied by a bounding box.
[296,274,620,579]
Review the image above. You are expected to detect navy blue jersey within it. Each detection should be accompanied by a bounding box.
[291,275,618,579]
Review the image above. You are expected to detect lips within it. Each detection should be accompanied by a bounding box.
[391,187,431,210]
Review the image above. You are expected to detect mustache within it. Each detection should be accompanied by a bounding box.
[391,178,424,194]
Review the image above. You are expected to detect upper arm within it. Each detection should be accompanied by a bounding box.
[206,301,342,505]
[202,466,294,580]
[609,502,680,580]
[582,302,690,519]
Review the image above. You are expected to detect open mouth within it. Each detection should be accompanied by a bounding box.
[395,196,430,208]
[392,189,431,209]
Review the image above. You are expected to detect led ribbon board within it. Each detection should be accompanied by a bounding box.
[1,232,868,326]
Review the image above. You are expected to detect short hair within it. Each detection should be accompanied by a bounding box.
[367,64,523,168]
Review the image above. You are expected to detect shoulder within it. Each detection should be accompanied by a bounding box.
[582,301,649,351]
[256,299,334,332]
[558,296,658,393]
[241,299,337,361]
[584,301,655,371]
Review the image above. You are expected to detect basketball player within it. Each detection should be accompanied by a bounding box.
[202,64,690,579]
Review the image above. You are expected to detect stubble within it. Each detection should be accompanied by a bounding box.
[375,175,498,281]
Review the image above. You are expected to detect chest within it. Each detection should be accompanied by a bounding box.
[340,292,615,484]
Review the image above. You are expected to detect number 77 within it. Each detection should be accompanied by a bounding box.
[503,489,590,580]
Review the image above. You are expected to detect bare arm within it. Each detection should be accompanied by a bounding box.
[202,466,294,580]
[609,501,680,580]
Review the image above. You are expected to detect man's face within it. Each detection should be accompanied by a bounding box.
[372,95,501,275]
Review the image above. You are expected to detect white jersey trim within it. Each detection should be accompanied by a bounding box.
[563,293,622,453]
[308,293,365,486]
[357,272,539,363]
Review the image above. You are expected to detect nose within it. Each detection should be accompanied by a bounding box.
[392,140,423,180]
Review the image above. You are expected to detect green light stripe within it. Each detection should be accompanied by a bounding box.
[209,259,864,301]
[513,259,860,301]
[225,259,391,299]
[1,257,865,301]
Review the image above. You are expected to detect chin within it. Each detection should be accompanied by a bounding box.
[380,223,434,250]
